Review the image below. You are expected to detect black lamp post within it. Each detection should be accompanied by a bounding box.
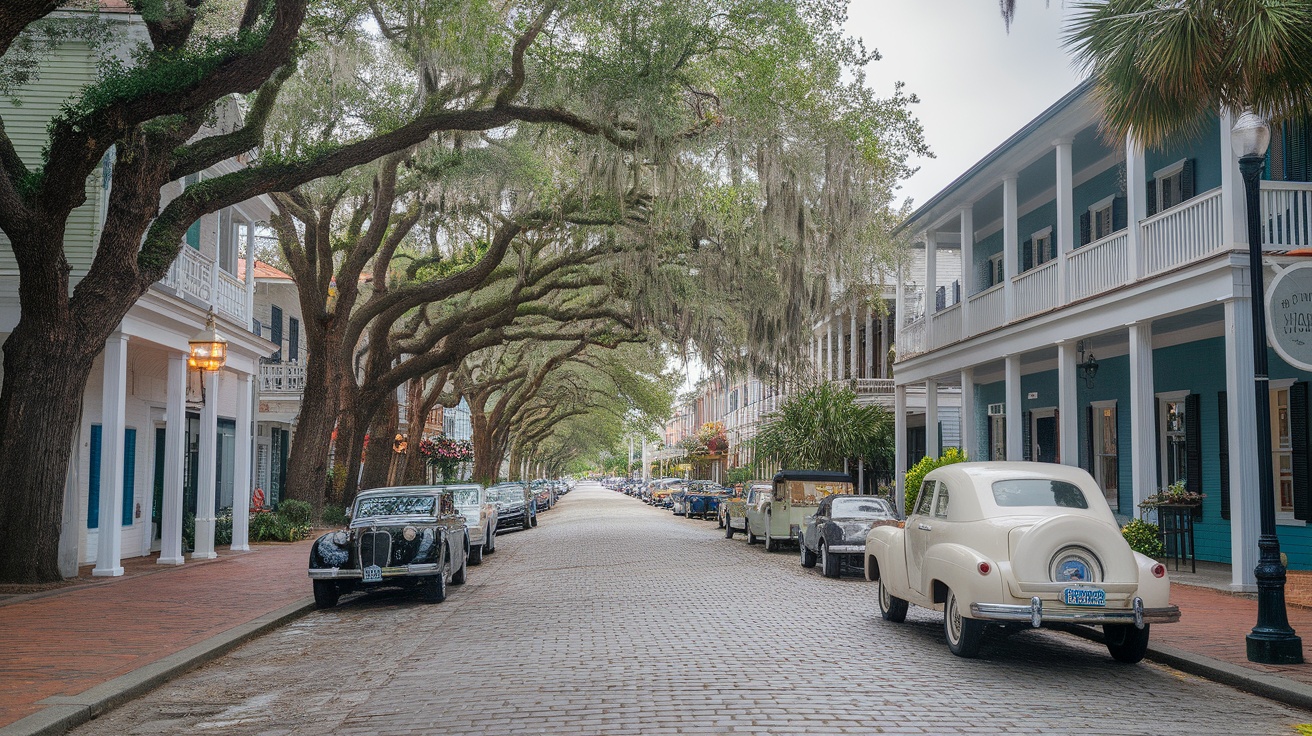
[1233,111,1304,664]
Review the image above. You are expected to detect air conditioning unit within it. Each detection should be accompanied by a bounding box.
[987,403,1006,416]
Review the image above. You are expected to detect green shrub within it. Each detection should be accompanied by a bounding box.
[1122,518,1165,556]
[321,504,349,527]
[905,447,968,512]
[182,512,196,552]
[276,499,313,526]
[214,509,233,546]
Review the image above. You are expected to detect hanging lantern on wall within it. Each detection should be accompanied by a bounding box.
[188,310,228,372]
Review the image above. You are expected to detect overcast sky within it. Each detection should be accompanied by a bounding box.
[848,1,1084,208]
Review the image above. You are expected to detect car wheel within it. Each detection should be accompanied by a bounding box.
[799,536,817,568]
[821,541,840,578]
[419,571,447,603]
[724,517,736,539]
[1104,624,1151,664]
[312,580,339,609]
[717,511,726,529]
[451,542,468,585]
[765,527,780,553]
[746,525,758,545]
[468,541,484,566]
[531,513,538,528]
[485,526,496,553]
[523,510,532,529]
[878,581,909,623]
[944,588,985,658]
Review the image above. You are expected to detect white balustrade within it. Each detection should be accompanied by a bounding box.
[162,246,213,306]
[1141,187,1223,276]
[1067,231,1129,301]
[898,317,926,357]
[967,285,1005,336]
[1012,259,1060,319]
[259,361,307,394]
[215,269,248,323]
[1261,181,1312,250]
[930,303,962,349]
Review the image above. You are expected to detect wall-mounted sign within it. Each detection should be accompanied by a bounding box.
[1027,392,1039,400]
[1267,263,1312,372]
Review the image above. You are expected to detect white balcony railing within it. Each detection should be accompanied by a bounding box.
[1142,187,1224,276]
[967,284,1005,336]
[159,246,212,306]
[899,317,926,357]
[1012,259,1059,319]
[259,361,306,394]
[1262,181,1312,250]
[930,303,963,349]
[1068,231,1129,302]
[215,269,248,323]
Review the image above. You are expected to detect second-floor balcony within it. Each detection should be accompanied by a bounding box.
[259,360,306,395]
[156,245,250,325]
[899,181,1308,359]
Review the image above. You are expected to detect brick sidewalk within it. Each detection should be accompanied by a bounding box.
[0,541,312,729]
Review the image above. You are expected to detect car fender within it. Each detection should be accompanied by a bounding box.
[1133,551,1171,607]
[922,542,1006,609]
[864,526,906,588]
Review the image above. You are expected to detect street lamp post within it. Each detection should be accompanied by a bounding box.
[1233,111,1304,664]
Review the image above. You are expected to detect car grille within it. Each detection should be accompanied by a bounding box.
[359,531,391,568]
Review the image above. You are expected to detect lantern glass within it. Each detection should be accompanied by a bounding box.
[188,311,228,372]
[1231,111,1271,159]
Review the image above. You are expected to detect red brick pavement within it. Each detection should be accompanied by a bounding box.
[0,541,312,728]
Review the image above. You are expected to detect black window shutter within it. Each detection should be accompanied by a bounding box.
[986,416,994,461]
[1293,381,1311,521]
[289,317,300,362]
[1113,195,1128,231]
[1154,399,1162,488]
[1185,393,1202,518]
[977,260,990,291]
[1218,391,1230,520]
[1022,411,1033,462]
[1080,211,1091,246]
[1046,232,1057,262]
[1146,181,1157,217]
[270,304,283,363]
[1085,405,1095,474]
[1022,238,1033,272]
[1181,158,1196,201]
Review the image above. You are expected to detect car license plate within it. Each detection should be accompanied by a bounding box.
[1063,587,1105,607]
[362,565,382,583]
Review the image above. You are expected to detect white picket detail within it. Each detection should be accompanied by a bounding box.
[1141,188,1223,276]
[1068,231,1129,301]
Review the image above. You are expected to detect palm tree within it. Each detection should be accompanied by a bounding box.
[751,383,893,474]
[1062,0,1312,147]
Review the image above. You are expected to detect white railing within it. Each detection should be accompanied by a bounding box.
[1068,230,1129,301]
[1142,187,1224,276]
[1012,259,1060,319]
[852,378,894,396]
[1262,181,1312,250]
[967,284,1005,336]
[930,303,963,349]
[898,317,926,357]
[259,361,306,394]
[160,246,212,306]
[215,269,248,323]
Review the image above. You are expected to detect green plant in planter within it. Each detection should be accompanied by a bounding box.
[904,447,968,512]
[1121,518,1165,556]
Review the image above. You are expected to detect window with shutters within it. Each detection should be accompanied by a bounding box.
[1156,160,1186,211]
[1273,381,1295,519]
[1089,195,1115,241]
[990,415,1006,461]
[987,253,1004,287]
[1093,401,1118,512]
[1159,394,1189,487]
[1030,227,1054,267]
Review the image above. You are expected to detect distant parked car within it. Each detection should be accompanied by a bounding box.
[682,481,732,520]
[487,482,536,530]
[723,482,771,539]
[445,484,498,564]
[308,487,469,609]
[865,462,1180,661]
[742,470,855,551]
[799,495,898,578]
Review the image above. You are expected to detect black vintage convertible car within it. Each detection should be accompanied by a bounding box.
[308,487,470,608]
[799,494,899,578]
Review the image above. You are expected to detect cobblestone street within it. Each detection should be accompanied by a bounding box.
[71,483,1312,735]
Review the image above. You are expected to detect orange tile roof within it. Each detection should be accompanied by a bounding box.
[97,0,134,13]
[237,258,293,282]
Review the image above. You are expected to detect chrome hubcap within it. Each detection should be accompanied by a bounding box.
[947,594,962,643]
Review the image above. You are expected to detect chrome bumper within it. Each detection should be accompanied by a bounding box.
[825,544,865,554]
[309,563,442,580]
[970,596,1181,629]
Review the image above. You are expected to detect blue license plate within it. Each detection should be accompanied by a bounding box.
[362,565,382,583]
[1062,587,1106,607]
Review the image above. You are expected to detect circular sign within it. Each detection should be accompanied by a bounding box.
[1267,263,1312,371]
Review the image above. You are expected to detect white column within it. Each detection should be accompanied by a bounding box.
[1128,322,1156,510]
[1225,299,1260,589]
[1005,354,1023,461]
[158,353,187,565]
[232,372,254,551]
[1003,176,1019,321]
[924,232,938,348]
[864,307,874,380]
[93,333,129,577]
[1057,340,1079,466]
[960,368,976,460]
[1220,108,1247,249]
[1125,135,1148,279]
[826,317,834,381]
[193,370,220,559]
[243,231,256,326]
[894,384,908,516]
[1055,138,1074,304]
[959,206,974,333]
[849,306,858,379]
[836,310,846,380]
[926,379,940,458]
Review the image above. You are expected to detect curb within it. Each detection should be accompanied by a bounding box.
[1064,625,1312,712]
[0,597,316,736]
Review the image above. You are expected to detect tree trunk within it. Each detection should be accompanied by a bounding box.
[283,331,344,511]
[358,394,397,490]
[470,411,501,483]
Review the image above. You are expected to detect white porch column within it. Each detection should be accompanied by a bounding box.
[1220,108,1248,248]
[826,317,834,381]
[924,232,938,348]
[894,384,908,515]
[1057,340,1079,466]
[158,353,187,565]
[1225,298,1260,589]
[1005,354,1023,461]
[960,368,976,459]
[1003,176,1019,321]
[1055,138,1074,304]
[959,206,974,333]
[1125,135,1148,279]
[864,307,874,379]
[93,333,129,577]
[837,309,846,380]
[849,306,858,379]
[926,379,940,458]
[1128,322,1156,509]
[232,372,254,552]
[193,370,220,559]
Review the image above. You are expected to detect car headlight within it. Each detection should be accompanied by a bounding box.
[332,531,349,546]
[402,526,418,542]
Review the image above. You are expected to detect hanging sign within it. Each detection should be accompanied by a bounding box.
[1267,263,1312,371]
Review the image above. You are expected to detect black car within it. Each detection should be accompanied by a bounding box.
[799,495,899,578]
[487,482,537,530]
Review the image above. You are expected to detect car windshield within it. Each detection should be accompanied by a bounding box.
[488,487,522,504]
[830,497,895,519]
[449,487,480,508]
[355,495,436,517]
[785,480,852,505]
[991,479,1089,509]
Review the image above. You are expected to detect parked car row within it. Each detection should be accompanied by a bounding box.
[308,478,574,608]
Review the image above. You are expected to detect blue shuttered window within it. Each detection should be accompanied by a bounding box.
[86,425,137,528]
[122,428,136,527]
[88,425,102,529]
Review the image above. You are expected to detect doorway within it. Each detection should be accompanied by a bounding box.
[1031,408,1058,463]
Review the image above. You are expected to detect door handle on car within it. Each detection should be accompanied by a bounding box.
[917,523,932,531]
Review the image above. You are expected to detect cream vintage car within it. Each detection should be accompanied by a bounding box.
[865,462,1179,661]
[736,470,854,551]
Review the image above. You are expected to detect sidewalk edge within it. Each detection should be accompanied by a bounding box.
[0,597,316,736]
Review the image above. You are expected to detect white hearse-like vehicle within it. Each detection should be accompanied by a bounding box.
[865,462,1180,661]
